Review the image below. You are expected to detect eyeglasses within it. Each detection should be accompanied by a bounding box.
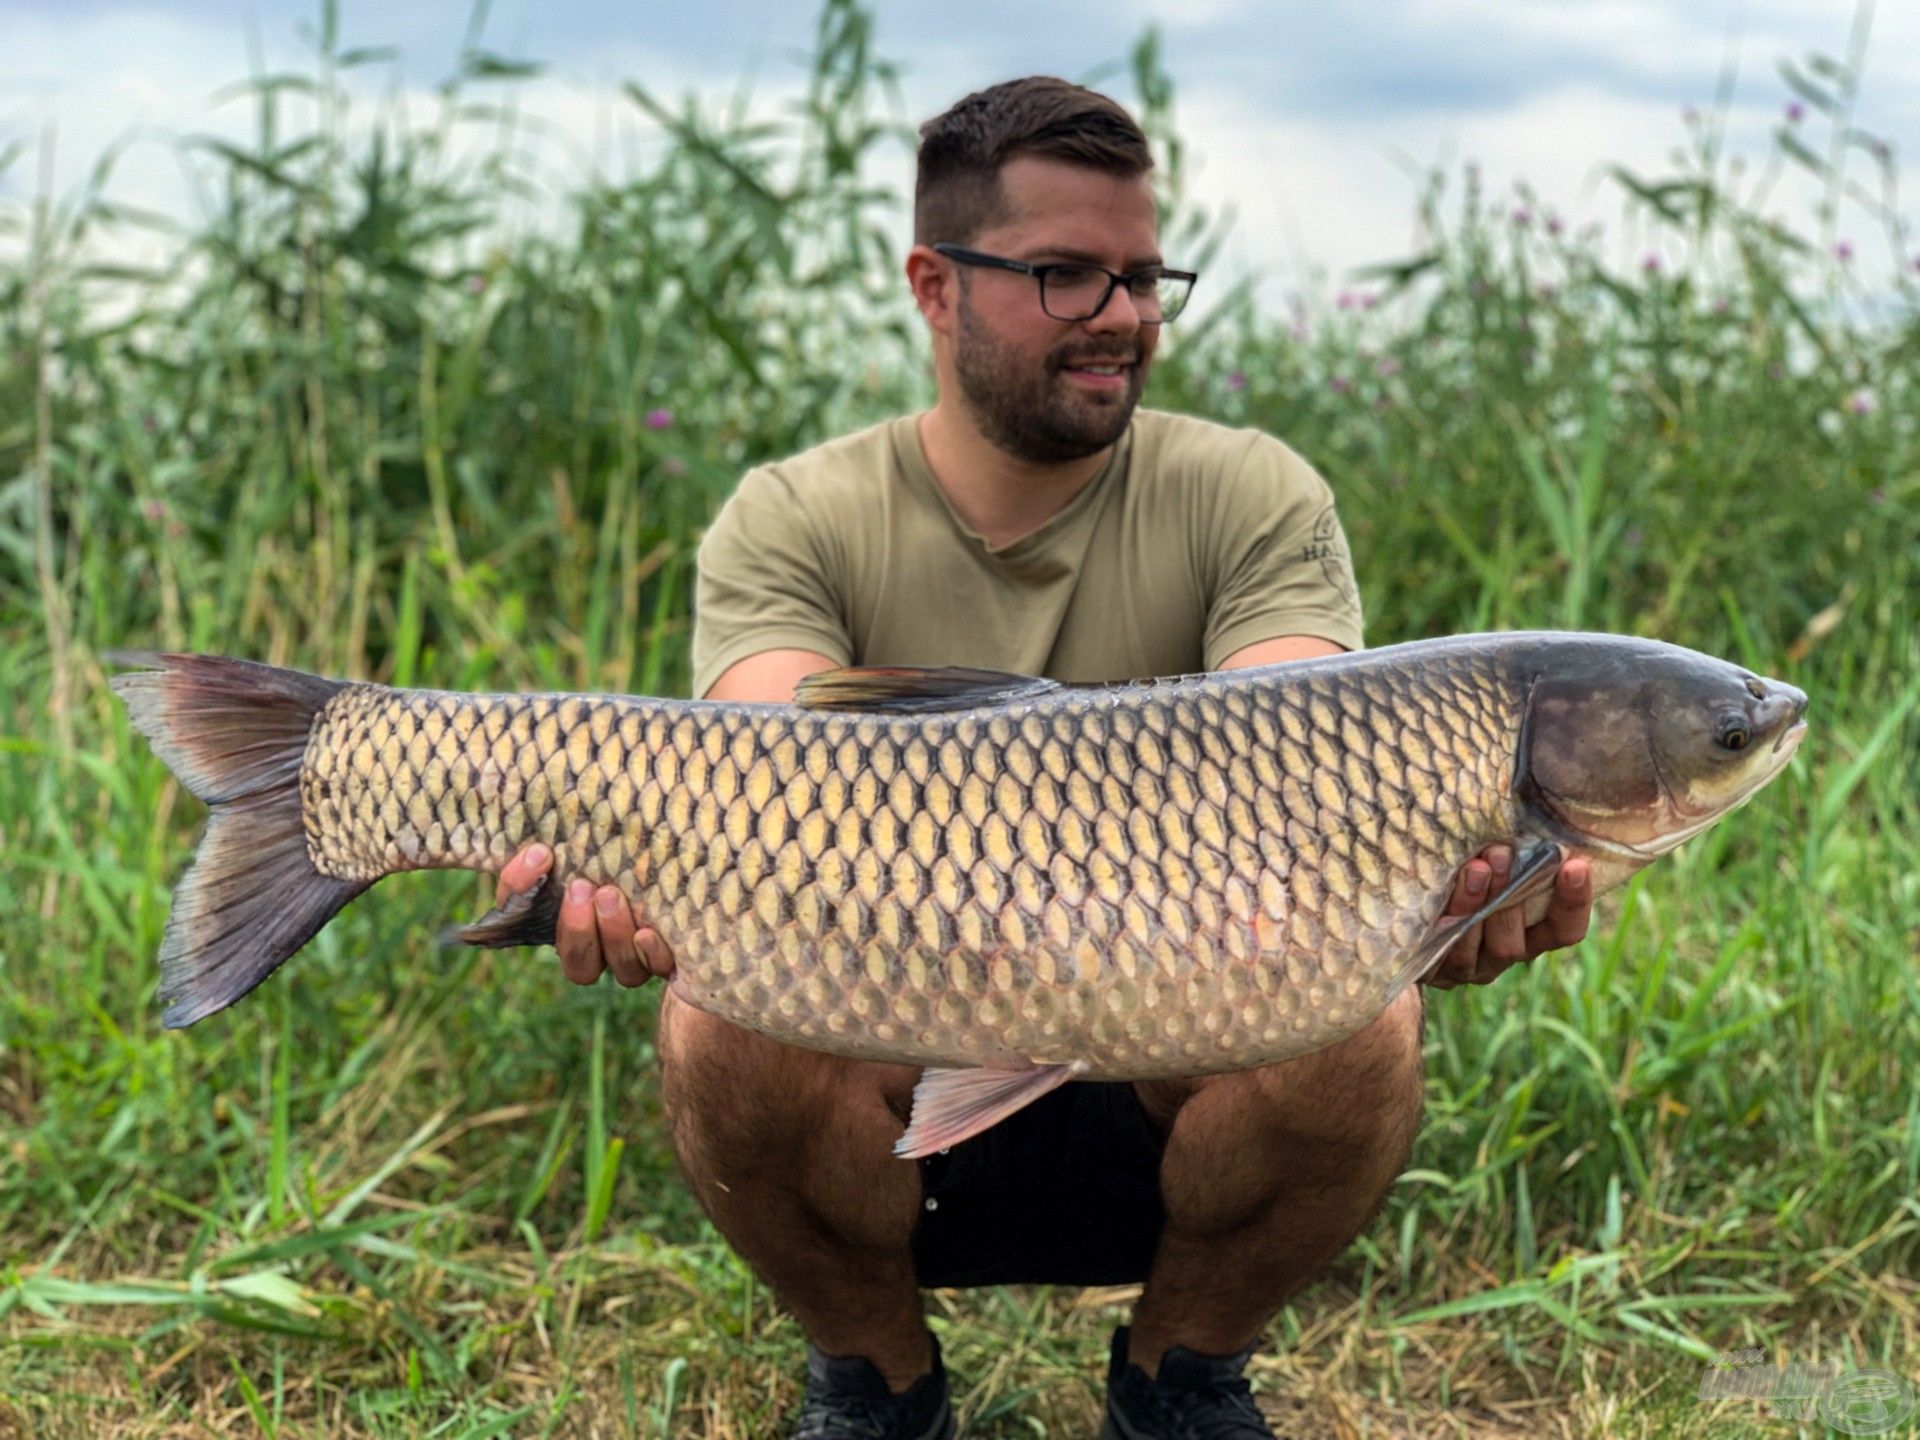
[933,244,1197,324]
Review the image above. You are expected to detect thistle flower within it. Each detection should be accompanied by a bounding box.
[644,408,674,430]
[1786,101,1806,123]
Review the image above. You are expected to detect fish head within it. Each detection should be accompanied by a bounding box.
[1519,640,1808,861]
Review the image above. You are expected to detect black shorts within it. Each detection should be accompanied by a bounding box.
[910,1079,1169,1289]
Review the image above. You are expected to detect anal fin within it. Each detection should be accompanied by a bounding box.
[894,1061,1088,1159]
[442,874,564,949]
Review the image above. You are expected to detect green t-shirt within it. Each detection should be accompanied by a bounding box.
[690,408,1363,696]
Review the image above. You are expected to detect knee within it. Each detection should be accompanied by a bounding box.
[656,995,918,1163]
[1255,989,1425,1169]
[658,998,812,1165]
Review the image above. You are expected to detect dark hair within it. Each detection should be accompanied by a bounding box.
[914,77,1153,246]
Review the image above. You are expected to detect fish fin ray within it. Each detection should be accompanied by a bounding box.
[793,665,1060,714]
[1387,839,1565,1000]
[894,1061,1088,1158]
[108,652,369,1027]
[442,875,563,949]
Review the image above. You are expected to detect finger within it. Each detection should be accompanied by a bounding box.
[593,886,647,988]
[495,842,552,905]
[1483,901,1529,963]
[1447,860,1492,917]
[555,879,606,985]
[1429,919,1484,987]
[636,927,677,982]
[1526,858,1594,954]
[1476,846,1527,962]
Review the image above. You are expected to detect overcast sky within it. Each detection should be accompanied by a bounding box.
[2,0,1914,300]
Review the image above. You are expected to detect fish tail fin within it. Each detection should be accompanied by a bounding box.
[108,651,370,1028]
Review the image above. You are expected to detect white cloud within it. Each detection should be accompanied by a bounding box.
[0,1,1912,303]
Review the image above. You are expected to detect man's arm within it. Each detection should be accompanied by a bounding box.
[1214,633,1593,987]
[494,647,840,985]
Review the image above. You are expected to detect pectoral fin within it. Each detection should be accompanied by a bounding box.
[442,874,564,949]
[894,1061,1089,1159]
[1388,839,1565,999]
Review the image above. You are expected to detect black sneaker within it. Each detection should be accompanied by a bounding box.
[788,1332,957,1440]
[1099,1324,1275,1439]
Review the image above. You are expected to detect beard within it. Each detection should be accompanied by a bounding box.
[952,291,1148,463]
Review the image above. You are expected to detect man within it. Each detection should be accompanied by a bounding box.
[494,77,1594,1440]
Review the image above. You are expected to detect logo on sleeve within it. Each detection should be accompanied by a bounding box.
[1302,503,1358,608]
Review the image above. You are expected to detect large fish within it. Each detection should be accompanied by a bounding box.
[110,633,1806,1155]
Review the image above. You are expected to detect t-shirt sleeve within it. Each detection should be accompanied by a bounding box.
[1201,434,1365,668]
[690,464,854,698]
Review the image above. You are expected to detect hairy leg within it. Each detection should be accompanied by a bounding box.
[655,990,934,1391]
[1124,988,1427,1374]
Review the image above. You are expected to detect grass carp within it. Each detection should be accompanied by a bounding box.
[110,633,1807,1155]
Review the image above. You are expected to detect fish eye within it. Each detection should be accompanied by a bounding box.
[1717,716,1751,751]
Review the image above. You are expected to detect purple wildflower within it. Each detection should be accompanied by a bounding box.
[1847,390,1875,416]
[466,273,488,295]
[1786,101,1806,123]
[1511,206,1533,227]
[1330,375,1352,395]
[1336,290,1357,311]
[1712,296,1731,313]
[644,408,674,430]
[1641,253,1663,274]
[1375,357,1401,379]
[1225,371,1248,392]
[1835,241,1854,262]
[142,498,166,521]
[1361,292,1379,311]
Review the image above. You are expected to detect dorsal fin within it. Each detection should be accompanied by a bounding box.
[792,665,1060,714]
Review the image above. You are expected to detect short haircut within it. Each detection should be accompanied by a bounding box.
[914,76,1154,246]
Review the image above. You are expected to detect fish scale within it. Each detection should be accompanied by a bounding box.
[296,646,1524,1077]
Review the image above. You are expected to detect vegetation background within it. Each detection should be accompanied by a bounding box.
[2,1,1916,1434]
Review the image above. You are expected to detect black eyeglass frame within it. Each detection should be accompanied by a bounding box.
[932,243,1198,324]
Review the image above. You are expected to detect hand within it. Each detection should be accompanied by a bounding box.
[1421,844,1593,989]
[496,843,676,988]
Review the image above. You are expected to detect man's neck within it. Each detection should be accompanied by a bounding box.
[916,402,1117,552]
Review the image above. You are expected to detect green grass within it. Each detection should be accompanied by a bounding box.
[3,3,1917,1434]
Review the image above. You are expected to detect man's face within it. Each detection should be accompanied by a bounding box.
[949,156,1163,464]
